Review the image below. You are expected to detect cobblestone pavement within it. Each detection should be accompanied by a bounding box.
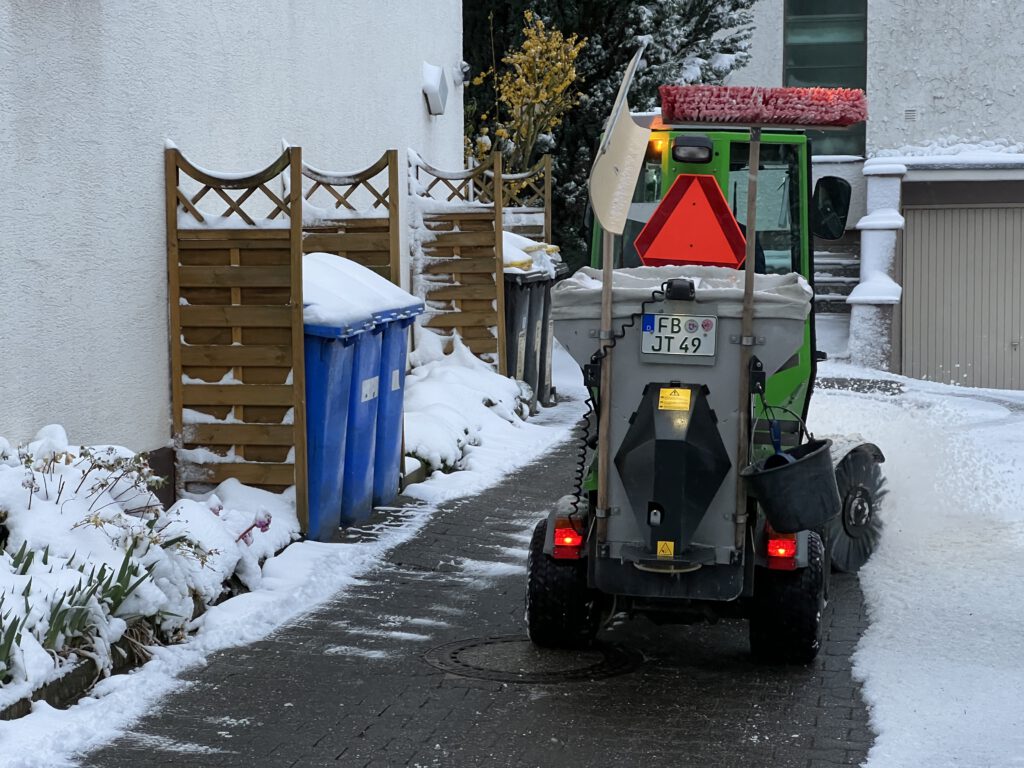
[85,439,874,768]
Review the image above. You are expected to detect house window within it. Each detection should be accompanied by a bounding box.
[784,0,867,156]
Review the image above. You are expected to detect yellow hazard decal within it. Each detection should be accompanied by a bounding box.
[658,387,691,411]
[657,540,675,558]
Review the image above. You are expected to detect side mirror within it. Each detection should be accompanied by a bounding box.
[811,176,852,241]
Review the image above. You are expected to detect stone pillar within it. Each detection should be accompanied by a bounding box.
[847,161,907,370]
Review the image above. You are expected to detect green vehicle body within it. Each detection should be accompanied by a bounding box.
[584,128,820,492]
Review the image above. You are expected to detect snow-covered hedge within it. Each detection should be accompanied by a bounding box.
[0,426,297,707]
[403,329,531,473]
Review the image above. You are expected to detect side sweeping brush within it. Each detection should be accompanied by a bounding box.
[659,85,867,127]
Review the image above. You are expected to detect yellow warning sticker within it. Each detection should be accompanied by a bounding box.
[658,387,691,411]
[657,540,675,558]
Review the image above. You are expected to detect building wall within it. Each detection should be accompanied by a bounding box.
[0,0,464,450]
[866,1,1023,152]
[727,0,783,88]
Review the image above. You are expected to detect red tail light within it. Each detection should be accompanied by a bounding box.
[553,523,584,560]
[766,525,798,571]
[768,538,797,559]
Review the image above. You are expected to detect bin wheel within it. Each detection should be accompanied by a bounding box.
[749,531,825,665]
[828,450,886,574]
[526,520,600,649]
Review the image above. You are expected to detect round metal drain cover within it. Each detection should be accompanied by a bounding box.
[423,635,642,683]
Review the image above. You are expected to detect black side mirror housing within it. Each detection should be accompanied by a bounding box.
[811,176,852,241]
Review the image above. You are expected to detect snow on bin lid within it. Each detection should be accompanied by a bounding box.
[303,252,423,333]
[551,265,812,321]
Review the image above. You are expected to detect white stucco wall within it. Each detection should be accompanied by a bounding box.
[726,0,783,88]
[868,1,1024,152]
[0,0,464,450]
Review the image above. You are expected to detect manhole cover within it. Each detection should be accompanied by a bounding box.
[423,635,642,683]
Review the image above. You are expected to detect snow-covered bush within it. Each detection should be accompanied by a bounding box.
[404,329,531,474]
[0,426,297,705]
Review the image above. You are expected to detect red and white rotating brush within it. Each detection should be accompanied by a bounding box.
[659,85,867,127]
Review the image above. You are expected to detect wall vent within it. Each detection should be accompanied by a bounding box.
[904,109,918,122]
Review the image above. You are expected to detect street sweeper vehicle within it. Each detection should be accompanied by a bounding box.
[525,57,886,663]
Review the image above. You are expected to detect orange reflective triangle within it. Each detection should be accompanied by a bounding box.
[634,174,747,269]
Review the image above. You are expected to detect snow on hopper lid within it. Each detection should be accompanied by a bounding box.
[302,253,422,332]
[659,85,867,127]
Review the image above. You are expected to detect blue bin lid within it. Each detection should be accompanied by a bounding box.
[368,300,426,325]
[303,312,371,340]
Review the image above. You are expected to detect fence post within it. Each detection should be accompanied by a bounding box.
[543,154,553,245]
[494,153,507,376]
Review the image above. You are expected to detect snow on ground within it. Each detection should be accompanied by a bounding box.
[812,361,1024,768]
[0,340,586,768]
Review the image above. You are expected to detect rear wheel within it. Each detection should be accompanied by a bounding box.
[750,531,825,664]
[526,520,600,649]
[828,450,886,573]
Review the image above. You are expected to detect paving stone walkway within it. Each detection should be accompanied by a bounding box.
[84,438,873,768]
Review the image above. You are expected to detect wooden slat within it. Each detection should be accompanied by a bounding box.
[182,384,296,406]
[302,232,391,252]
[428,231,497,248]
[424,211,495,223]
[180,345,292,366]
[179,239,293,251]
[179,265,291,287]
[183,423,295,446]
[180,305,292,327]
[181,462,296,485]
[178,228,290,241]
[464,337,499,354]
[425,311,498,328]
[425,284,499,301]
[423,258,498,275]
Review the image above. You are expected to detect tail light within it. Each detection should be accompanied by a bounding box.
[766,524,798,571]
[552,519,585,560]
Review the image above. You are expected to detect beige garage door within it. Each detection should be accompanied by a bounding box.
[903,206,1024,389]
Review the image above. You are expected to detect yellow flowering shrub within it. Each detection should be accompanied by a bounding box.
[467,11,585,172]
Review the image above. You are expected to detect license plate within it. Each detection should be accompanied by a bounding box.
[641,314,717,356]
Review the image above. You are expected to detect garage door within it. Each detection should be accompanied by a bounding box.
[903,205,1024,389]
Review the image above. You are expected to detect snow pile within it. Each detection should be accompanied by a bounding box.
[0,426,296,710]
[403,328,529,474]
[302,252,420,330]
[811,363,1024,767]
[503,231,562,278]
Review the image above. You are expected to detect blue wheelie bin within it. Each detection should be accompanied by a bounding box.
[340,322,384,525]
[370,300,424,507]
[303,321,363,542]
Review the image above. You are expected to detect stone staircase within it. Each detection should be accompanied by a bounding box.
[813,231,860,314]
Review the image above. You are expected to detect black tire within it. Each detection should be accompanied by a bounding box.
[827,449,886,574]
[749,531,825,664]
[525,520,600,649]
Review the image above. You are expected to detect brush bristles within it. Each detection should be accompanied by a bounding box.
[659,85,867,127]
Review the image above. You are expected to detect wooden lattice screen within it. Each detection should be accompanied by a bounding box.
[300,150,401,284]
[500,155,552,243]
[165,147,308,529]
[412,154,507,372]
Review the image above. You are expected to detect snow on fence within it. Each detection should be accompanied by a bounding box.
[164,146,309,530]
[300,149,402,285]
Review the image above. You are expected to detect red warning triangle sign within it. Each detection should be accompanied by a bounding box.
[633,174,747,268]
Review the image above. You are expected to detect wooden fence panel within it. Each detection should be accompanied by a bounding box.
[166,147,308,529]
[412,155,507,372]
[300,150,401,286]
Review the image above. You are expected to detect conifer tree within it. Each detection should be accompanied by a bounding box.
[464,1,758,267]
